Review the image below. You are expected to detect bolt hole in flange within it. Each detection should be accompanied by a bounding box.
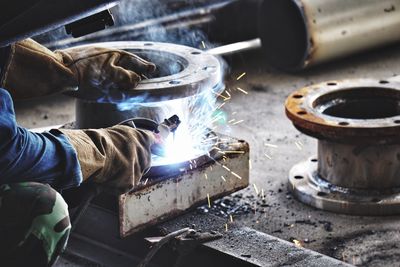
[293,94,303,99]
[294,175,304,180]
[317,192,328,197]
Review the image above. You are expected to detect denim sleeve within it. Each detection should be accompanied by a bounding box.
[0,88,83,190]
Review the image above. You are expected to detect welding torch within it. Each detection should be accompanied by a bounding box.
[119,115,181,156]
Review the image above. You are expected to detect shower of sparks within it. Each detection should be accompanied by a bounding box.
[236,72,246,80]
[236,87,248,94]
[295,141,304,150]
[221,175,226,182]
[253,183,259,195]
[264,153,272,160]
[201,41,206,49]
[231,172,242,180]
[264,143,278,148]
[207,193,211,208]
[232,120,244,125]
[229,214,234,223]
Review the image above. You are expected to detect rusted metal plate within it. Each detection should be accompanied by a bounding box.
[119,138,250,238]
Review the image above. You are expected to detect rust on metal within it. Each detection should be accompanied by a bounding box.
[285,79,400,142]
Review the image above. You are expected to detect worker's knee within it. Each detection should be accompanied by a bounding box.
[0,182,71,265]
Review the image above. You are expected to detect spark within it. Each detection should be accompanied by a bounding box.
[189,164,193,169]
[253,183,259,195]
[295,141,304,150]
[222,165,231,172]
[201,41,206,49]
[232,120,244,125]
[232,111,237,115]
[229,214,234,223]
[144,178,149,185]
[207,193,211,208]
[236,87,248,95]
[225,223,228,232]
[205,174,208,180]
[141,74,149,80]
[249,159,252,170]
[231,172,242,180]
[264,153,272,160]
[216,102,226,110]
[236,72,246,80]
[226,91,231,98]
[264,143,278,148]
[213,92,229,101]
[221,176,226,182]
[261,188,265,199]
[293,239,303,248]
[228,119,236,123]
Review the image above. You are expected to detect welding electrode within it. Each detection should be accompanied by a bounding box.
[119,115,181,156]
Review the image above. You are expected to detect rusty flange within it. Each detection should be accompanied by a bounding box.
[286,79,400,143]
[286,79,400,215]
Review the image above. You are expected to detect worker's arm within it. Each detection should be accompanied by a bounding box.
[0,88,82,189]
[0,88,158,193]
[0,38,155,100]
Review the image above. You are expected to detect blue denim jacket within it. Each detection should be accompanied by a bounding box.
[0,47,82,190]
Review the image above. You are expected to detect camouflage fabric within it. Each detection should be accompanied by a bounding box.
[0,182,71,266]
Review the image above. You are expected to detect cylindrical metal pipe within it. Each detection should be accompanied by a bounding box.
[318,140,400,190]
[259,0,400,70]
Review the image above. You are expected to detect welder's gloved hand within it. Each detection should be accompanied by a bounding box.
[56,126,155,195]
[0,38,156,100]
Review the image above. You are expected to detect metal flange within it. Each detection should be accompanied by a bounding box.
[71,41,224,129]
[286,79,400,215]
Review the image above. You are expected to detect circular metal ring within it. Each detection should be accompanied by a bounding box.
[289,157,400,216]
[285,79,400,142]
[70,41,223,102]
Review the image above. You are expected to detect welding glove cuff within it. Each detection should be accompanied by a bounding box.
[0,38,155,100]
[57,125,155,195]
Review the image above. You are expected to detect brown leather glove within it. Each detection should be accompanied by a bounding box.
[0,38,155,100]
[57,125,155,195]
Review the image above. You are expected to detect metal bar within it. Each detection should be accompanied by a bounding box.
[207,38,261,56]
[119,136,249,237]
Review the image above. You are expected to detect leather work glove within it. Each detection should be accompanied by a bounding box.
[56,126,156,195]
[0,38,155,100]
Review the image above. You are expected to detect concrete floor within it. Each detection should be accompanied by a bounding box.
[15,43,400,266]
